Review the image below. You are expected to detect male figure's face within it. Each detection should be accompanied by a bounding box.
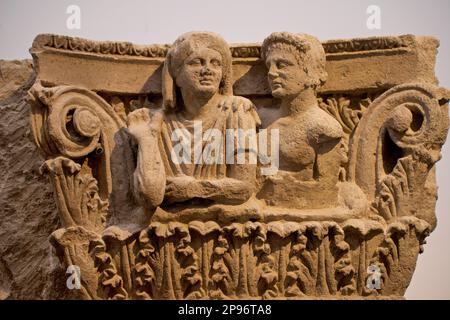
[176,47,223,99]
[265,47,307,99]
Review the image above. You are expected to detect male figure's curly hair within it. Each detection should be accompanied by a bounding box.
[261,32,327,91]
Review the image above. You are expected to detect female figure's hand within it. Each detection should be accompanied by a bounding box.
[164,175,252,205]
[218,95,257,113]
[127,107,164,141]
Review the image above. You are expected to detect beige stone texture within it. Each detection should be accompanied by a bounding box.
[0,60,69,299]
[1,31,449,299]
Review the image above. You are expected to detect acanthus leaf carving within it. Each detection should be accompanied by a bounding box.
[41,156,107,232]
[368,216,430,296]
[26,32,449,301]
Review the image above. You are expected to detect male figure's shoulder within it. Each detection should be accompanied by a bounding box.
[306,106,344,144]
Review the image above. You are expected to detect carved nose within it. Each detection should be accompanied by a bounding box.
[201,63,213,75]
[267,66,278,79]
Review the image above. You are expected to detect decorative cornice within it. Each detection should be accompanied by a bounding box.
[31,34,410,59]
[32,34,170,58]
[322,36,408,54]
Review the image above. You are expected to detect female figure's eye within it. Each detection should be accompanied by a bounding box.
[188,58,202,65]
[211,59,221,67]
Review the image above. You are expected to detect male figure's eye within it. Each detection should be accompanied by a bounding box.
[277,61,288,69]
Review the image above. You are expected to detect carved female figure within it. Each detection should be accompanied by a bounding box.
[258,32,346,209]
[127,32,260,215]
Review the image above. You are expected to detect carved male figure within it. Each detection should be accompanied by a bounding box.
[25,29,449,300]
[258,32,346,208]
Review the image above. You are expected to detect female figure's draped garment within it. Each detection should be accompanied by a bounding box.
[158,104,261,180]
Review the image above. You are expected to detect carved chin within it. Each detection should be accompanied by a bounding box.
[194,84,219,96]
[271,87,286,98]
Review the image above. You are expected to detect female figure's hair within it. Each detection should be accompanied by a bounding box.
[261,32,327,91]
[162,31,233,110]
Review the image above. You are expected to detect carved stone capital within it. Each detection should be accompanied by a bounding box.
[27,32,449,300]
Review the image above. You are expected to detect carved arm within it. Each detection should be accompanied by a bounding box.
[127,108,166,209]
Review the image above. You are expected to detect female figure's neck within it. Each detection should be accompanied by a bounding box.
[180,89,220,119]
[280,87,317,117]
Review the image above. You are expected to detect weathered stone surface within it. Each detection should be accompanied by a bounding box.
[1,30,449,300]
[0,60,33,100]
[0,60,69,299]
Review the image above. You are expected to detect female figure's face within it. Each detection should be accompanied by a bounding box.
[265,47,308,99]
[175,47,223,98]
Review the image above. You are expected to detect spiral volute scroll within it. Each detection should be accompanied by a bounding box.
[348,83,449,201]
[47,97,103,158]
